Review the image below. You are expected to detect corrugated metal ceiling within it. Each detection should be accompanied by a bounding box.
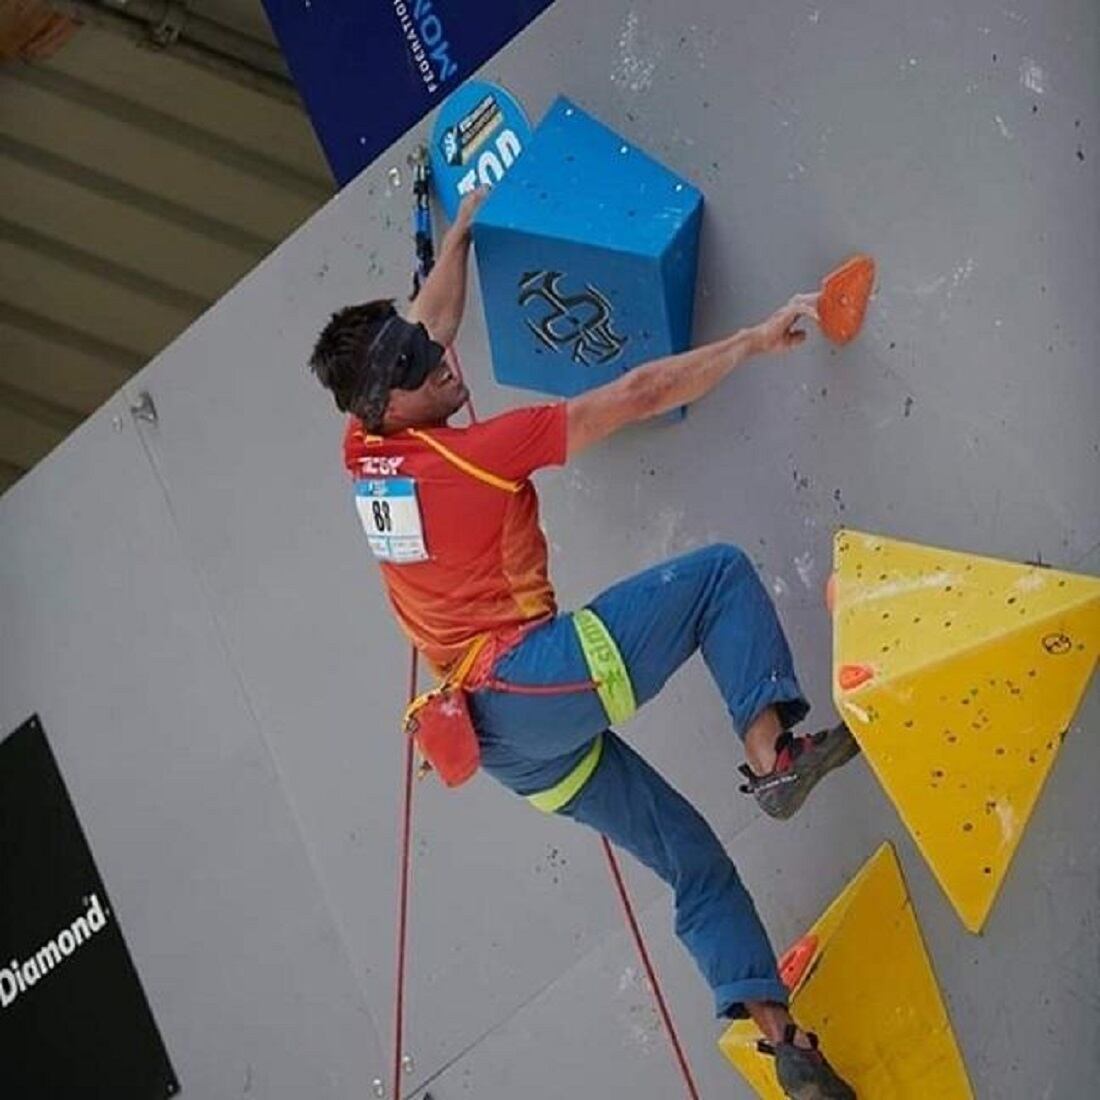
[1,0,332,494]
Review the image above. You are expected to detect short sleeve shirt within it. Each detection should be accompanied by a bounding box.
[343,404,568,675]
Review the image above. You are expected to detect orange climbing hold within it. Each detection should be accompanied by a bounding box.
[837,663,875,691]
[819,254,875,344]
[778,934,818,991]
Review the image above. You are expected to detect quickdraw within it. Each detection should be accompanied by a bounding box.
[409,146,434,300]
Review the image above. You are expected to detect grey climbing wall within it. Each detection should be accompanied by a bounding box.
[1,1,1097,1097]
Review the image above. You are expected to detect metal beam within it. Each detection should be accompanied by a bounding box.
[10,63,330,203]
[0,300,145,373]
[0,377,85,432]
[0,217,209,315]
[0,457,29,478]
[0,461,27,495]
[103,0,289,80]
[50,0,300,104]
[0,133,276,256]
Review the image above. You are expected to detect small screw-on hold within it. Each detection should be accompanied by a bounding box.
[111,416,124,432]
[129,390,158,425]
[371,1078,385,1098]
[619,144,629,153]
[402,1053,415,1073]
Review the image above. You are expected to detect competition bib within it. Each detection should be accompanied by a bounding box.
[354,478,428,563]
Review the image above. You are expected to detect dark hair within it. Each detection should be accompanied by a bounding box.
[309,299,394,413]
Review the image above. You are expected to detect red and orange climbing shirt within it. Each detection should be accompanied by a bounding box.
[343,404,568,677]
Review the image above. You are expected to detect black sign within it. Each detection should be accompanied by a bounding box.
[0,716,178,1098]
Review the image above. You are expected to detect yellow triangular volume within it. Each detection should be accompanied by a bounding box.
[832,529,1100,931]
[719,844,973,1099]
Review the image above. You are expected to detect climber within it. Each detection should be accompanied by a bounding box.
[309,188,859,1100]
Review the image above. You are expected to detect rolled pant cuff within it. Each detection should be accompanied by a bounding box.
[733,676,809,739]
[715,977,791,1020]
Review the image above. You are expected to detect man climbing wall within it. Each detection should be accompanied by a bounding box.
[309,189,859,1100]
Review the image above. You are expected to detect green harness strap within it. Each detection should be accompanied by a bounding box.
[525,608,637,814]
[572,607,637,725]
[526,733,605,813]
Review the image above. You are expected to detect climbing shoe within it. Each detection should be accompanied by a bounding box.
[759,1024,856,1100]
[739,724,860,820]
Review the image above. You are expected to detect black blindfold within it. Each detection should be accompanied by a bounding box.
[347,311,445,430]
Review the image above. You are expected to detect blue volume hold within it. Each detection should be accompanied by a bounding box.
[472,96,704,398]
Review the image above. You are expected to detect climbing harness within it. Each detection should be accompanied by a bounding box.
[520,608,636,812]
[572,607,637,726]
[526,731,605,814]
[399,430,633,806]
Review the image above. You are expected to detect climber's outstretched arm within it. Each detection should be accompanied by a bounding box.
[565,292,819,459]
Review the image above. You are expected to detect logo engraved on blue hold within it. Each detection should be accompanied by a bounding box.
[517,270,628,367]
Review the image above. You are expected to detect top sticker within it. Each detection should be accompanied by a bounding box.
[429,80,532,220]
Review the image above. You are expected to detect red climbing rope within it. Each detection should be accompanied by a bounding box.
[392,148,435,1100]
[391,646,419,1100]
[602,838,702,1099]
[446,346,477,423]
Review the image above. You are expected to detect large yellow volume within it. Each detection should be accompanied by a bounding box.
[832,529,1100,932]
[718,844,973,1099]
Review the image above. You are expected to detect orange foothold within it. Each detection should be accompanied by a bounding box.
[825,572,838,615]
[778,934,819,991]
[839,663,876,691]
[819,253,876,345]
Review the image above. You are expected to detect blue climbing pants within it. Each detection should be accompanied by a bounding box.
[468,544,810,1018]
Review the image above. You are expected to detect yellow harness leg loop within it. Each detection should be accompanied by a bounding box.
[525,609,636,814]
[526,733,605,814]
[571,608,637,725]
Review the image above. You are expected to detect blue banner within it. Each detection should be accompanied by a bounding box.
[262,0,556,186]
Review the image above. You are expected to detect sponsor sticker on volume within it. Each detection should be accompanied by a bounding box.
[430,79,532,219]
